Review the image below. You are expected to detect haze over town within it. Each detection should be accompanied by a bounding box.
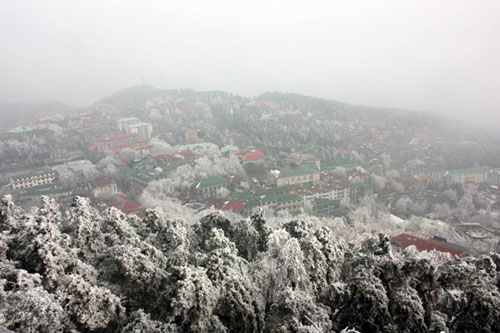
[1,0,498,126]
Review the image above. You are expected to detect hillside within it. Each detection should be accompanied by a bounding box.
[0,195,499,332]
[0,100,76,128]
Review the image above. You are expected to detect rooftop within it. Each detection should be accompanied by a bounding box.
[263,193,302,203]
[221,145,239,153]
[238,149,265,161]
[12,167,55,180]
[7,126,34,134]
[108,192,141,212]
[350,182,373,190]
[177,142,218,151]
[221,200,245,212]
[127,121,152,128]
[94,176,114,188]
[117,117,139,122]
[391,233,463,256]
[197,176,229,188]
[279,163,319,178]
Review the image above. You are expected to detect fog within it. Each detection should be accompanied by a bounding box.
[0,0,498,125]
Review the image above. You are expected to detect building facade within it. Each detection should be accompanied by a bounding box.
[117,117,139,131]
[196,176,230,199]
[275,162,320,187]
[10,168,57,190]
[126,122,153,141]
[447,168,490,184]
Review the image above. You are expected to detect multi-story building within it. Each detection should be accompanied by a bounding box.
[196,176,230,199]
[411,168,445,184]
[117,117,139,131]
[297,181,350,202]
[274,162,320,187]
[92,133,139,150]
[10,168,57,190]
[446,168,490,184]
[262,193,303,214]
[126,122,153,141]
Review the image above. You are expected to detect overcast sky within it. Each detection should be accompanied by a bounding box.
[0,0,498,124]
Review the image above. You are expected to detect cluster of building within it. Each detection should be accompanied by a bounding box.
[2,89,500,257]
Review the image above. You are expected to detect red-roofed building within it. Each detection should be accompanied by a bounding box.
[204,198,224,210]
[391,233,464,257]
[288,153,315,164]
[130,142,150,150]
[115,142,130,147]
[107,192,142,215]
[154,154,178,161]
[392,177,410,186]
[224,174,247,185]
[351,172,371,182]
[177,193,195,203]
[91,133,139,151]
[179,150,196,159]
[236,149,265,163]
[221,200,245,213]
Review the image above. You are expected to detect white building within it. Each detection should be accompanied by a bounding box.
[10,168,57,190]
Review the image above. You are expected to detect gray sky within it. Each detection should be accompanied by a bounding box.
[1,0,498,125]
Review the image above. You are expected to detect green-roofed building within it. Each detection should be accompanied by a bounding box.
[275,162,320,187]
[313,198,341,215]
[447,167,490,184]
[321,163,359,172]
[119,166,136,178]
[254,186,290,197]
[196,176,230,199]
[160,159,186,172]
[7,125,34,135]
[230,191,254,200]
[177,142,218,152]
[221,145,239,153]
[242,198,262,215]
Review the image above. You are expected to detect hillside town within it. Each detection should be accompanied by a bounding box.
[1,87,500,256]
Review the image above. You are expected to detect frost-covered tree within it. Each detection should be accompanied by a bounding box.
[1,195,500,332]
[56,274,124,331]
[169,265,224,332]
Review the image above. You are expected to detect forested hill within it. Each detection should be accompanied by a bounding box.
[1,195,499,332]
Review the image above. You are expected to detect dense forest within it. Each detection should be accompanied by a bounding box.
[0,195,499,332]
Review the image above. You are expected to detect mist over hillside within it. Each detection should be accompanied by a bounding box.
[0,100,75,128]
